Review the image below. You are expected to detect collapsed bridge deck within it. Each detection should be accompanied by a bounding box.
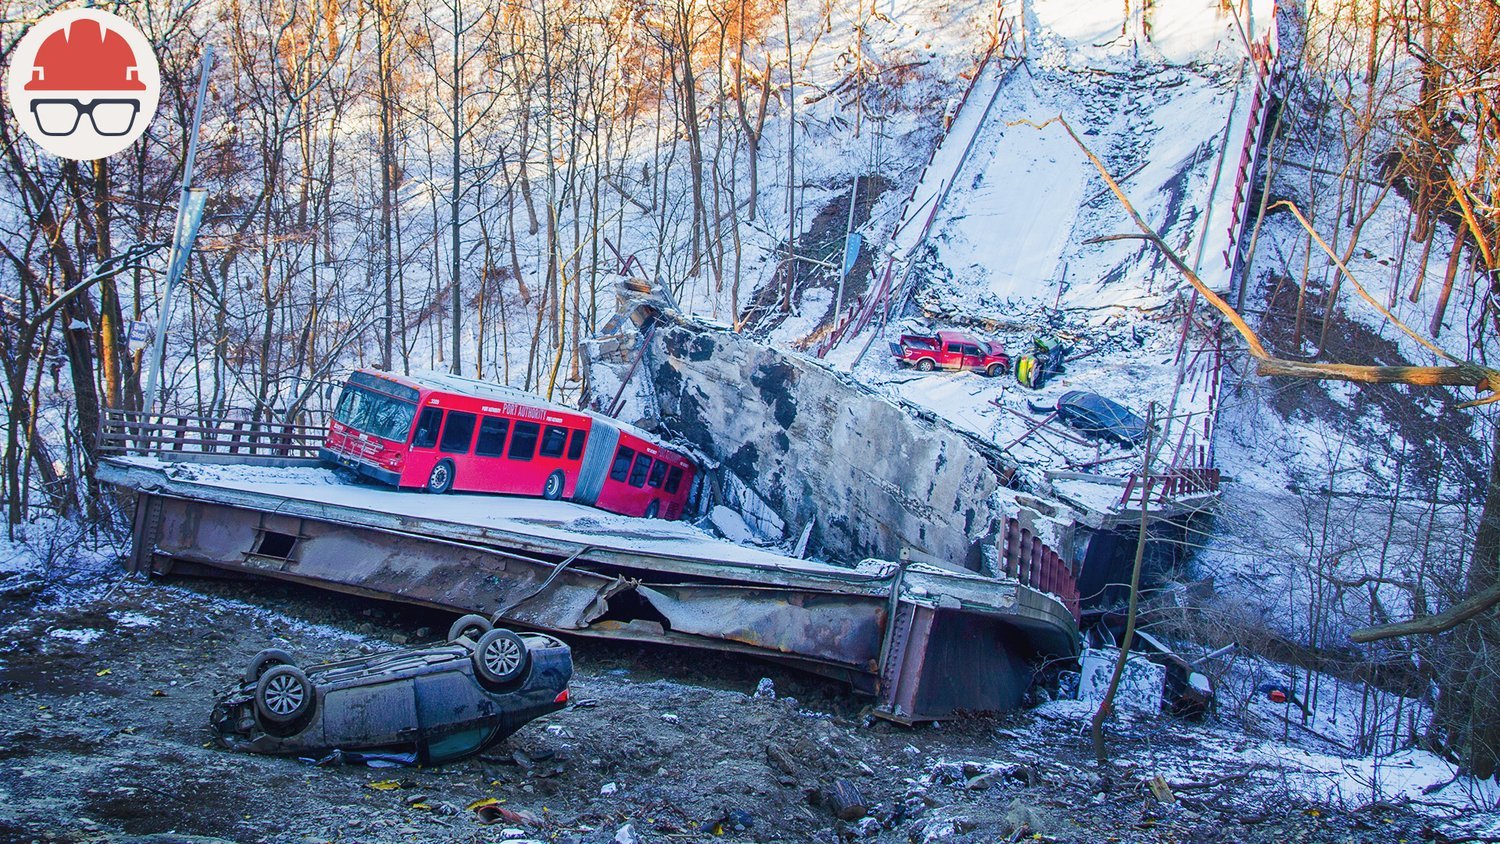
[101,457,1078,722]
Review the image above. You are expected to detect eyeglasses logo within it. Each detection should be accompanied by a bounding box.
[4,9,161,160]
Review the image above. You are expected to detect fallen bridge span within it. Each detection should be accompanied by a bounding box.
[101,457,1078,722]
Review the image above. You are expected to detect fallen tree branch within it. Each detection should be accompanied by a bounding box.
[1167,771,1250,791]
[1350,584,1500,643]
[1020,115,1500,408]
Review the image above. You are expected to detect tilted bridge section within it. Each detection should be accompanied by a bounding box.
[101,453,1078,723]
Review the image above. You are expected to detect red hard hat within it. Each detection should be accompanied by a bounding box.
[24,18,147,91]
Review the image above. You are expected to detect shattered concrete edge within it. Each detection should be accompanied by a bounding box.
[625,303,1084,574]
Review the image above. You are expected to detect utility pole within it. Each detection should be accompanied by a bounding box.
[833,174,859,320]
[142,45,214,419]
[450,1,463,374]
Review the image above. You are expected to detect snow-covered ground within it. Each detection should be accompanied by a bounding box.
[782,0,1272,513]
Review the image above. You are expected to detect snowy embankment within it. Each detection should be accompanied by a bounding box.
[811,0,1267,501]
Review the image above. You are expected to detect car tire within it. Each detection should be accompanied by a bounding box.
[426,460,455,494]
[542,470,565,500]
[448,614,493,643]
[473,628,529,685]
[916,358,935,372]
[255,665,313,725]
[243,648,296,684]
[644,500,660,519]
[985,363,1003,378]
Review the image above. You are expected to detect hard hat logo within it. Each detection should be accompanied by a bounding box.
[5,10,161,161]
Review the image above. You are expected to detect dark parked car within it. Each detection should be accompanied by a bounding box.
[1053,390,1149,446]
[212,615,571,765]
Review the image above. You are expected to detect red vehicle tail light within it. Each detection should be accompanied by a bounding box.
[554,688,569,705]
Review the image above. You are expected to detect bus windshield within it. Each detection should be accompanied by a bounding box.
[334,385,418,442]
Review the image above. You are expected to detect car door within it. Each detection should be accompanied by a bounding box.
[413,670,498,764]
[321,680,419,749]
[942,342,964,370]
[961,344,984,370]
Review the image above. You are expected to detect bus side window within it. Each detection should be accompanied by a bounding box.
[412,407,443,448]
[508,421,540,460]
[566,429,587,460]
[664,466,684,494]
[647,460,667,488]
[439,411,477,454]
[627,453,652,488]
[609,446,634,482]
[539,425,568,458]
[475,417,509,457]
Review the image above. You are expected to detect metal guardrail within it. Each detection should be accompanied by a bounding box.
[100,409,326,460]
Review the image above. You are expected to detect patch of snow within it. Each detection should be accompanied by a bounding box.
[1077,647,1165,713]
[47,628,102,645]
[708,506,760,545]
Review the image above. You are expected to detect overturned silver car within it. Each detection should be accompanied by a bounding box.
[211,616,572,765]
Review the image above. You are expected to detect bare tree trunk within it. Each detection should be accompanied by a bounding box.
[1429,221,1468,338]
[1436,430,1500,778]
[1092,404,1156,766]
[449,2,464,374]
[378,0,398,369]
[782,1,796,312]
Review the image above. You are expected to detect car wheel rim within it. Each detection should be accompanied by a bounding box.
[430,466,448,489]
[484,638,522,678]
[265,674,305,716]
[546,475,560,496]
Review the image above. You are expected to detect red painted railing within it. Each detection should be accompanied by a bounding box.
[1118,322,1226,507]
[1221,8,1281,270]
[1001,516,1080,621]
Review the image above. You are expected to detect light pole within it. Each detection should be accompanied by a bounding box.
[141,44,214,419]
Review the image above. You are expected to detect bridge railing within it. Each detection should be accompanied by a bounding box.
[1000,516,1080,621]
[100,409,326,461]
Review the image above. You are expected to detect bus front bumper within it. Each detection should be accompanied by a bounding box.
[319,447,402,487]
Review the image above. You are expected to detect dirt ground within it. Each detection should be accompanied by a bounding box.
[0,554,1470,844]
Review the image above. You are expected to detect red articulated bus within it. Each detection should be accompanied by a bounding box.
[320,369,697,520]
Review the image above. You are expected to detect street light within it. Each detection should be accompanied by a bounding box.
[141,44,214,419]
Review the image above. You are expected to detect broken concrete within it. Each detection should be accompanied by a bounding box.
[646,312,1006,571]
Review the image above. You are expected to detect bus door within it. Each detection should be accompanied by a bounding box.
[404,404,445,486]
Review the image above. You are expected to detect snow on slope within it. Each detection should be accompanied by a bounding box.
[814,0,1270,494]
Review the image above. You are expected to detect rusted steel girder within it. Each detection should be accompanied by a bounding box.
[104,459,1077,721]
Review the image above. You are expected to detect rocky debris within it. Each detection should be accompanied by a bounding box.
[1001,796,1055,838]
[0,568,1456,843]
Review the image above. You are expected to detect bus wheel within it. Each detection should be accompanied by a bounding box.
[426,460,454,494]
[543,470,565,500]
[644,500,660,519]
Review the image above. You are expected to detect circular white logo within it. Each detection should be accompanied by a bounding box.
[4,9,161,160]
